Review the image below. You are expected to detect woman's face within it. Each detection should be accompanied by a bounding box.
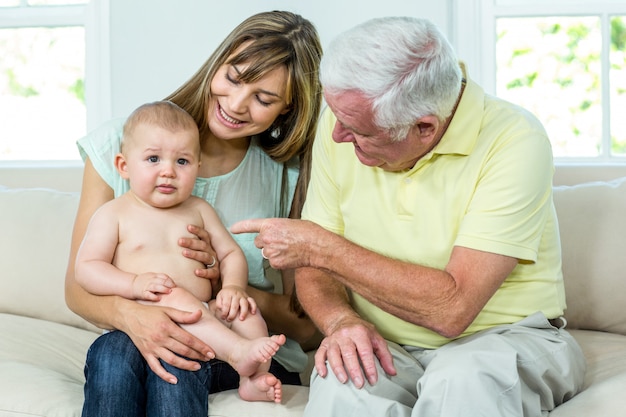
[208,55,290,141]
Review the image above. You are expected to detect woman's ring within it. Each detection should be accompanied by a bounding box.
[205,255,216,268]
[261,247,269,260]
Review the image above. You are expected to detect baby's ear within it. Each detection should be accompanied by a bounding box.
[114,153,130,179]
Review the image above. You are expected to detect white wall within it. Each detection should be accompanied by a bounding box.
[1,1,452,191]
[3,0,625,190]
[104,0,451,122]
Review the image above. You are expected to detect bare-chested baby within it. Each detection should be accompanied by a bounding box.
[75,101,285,403]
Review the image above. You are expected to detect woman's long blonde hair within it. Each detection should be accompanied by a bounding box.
[165,11,323,219]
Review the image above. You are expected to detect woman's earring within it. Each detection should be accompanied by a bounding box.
[270,125,281,139]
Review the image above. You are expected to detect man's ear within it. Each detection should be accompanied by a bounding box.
[412,115,441,144]
[114,153,130,179]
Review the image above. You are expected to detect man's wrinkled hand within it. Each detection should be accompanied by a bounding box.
[314,318,396,389]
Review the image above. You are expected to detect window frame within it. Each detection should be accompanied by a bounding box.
[452,0,626,165]
[0,3,84,27]
[0,0,110,165]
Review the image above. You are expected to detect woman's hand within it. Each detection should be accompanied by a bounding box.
[180,224,220,289]
[119,300,215,384]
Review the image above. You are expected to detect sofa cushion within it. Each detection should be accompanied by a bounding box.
[0,361,85,417]
[208,386,308,417]
[548,329,626,417]
[0,313,97,417]
[0,186,99,333]
[570,329,626,390]
[553,177,626,335]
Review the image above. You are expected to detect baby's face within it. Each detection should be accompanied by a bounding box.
[121,123,200,209]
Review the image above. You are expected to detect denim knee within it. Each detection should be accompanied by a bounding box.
[82,331,147,417]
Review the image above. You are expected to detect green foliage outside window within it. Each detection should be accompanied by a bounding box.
[0,26,85,160]
[497,16,626,158]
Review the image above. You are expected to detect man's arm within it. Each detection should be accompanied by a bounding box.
[295,265,396,388]
[233,218,517,338]
[320,236,517,338]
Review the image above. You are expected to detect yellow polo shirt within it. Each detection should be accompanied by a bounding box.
[302,71,565,348]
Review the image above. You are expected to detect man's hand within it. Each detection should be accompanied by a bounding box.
[230,218,319,270]
[315,317,396,389]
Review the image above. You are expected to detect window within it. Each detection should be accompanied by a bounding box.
[454,0,626,162]
[0,0,87,161]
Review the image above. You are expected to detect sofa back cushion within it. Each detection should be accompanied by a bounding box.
[0,186,99,333]
[2,178,624,337]
[553,176,626,335]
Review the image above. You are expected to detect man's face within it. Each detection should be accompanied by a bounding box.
[324,90,432,172]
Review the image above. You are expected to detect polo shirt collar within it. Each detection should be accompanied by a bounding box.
[432,63,484,157]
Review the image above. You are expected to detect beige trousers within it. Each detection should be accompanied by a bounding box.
[303,312,586,417]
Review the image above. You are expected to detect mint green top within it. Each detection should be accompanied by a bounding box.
[302,70,564,349]
[77,118,307,372]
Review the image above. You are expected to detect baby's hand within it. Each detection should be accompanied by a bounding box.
[215,285,257,321]
[131,272,176,301]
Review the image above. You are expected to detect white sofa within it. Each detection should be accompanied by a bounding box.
[2,177,626,416]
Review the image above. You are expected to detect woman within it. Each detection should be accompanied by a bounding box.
[65,11,322,416]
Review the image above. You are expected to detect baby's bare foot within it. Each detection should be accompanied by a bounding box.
[238,373,283,403]
[229,334,286,377]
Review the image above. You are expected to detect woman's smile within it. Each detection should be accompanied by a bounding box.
[217,103,245,127]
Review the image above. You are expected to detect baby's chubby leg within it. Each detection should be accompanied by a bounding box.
[225,303,285,403]
[149,287,285,378]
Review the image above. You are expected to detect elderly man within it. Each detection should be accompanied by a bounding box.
[232,16,585,416]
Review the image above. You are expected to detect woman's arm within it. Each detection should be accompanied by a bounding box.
[64,158,215,383]
[65,157,117,327]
